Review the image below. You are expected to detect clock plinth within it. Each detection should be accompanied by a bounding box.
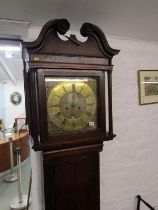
[23,19,119,210]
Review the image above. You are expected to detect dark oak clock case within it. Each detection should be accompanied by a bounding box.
[23,19,119,210]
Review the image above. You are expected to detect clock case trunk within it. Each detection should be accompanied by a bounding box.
[22,19,119,210]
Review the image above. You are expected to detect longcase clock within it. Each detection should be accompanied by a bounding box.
[22,19,119,210]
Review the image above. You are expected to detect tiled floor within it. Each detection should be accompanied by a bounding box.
[0,158,32,210]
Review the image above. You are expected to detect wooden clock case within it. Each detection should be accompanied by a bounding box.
[22,19,119,210]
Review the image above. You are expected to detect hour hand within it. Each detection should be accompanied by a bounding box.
[72,83,76,92]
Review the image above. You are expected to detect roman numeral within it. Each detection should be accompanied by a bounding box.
[86,103,95,106]
[85,111,91,117]
[54,94,61,98]
[48,104,59,108]
[73,122,76,128]
[85,93,93,98]
[54,112,61,118]
[62,86,67,93]
[80,118,84,124]
[62,118,67,125]
[80,85,84,93]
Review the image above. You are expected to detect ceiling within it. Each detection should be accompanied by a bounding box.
[0,0,158,42]
[0,0,158,83]
[0,41,23,83]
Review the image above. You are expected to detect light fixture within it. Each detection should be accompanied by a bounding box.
[0,46,21,51]
[0,43,21,58]
[5,51,14,58]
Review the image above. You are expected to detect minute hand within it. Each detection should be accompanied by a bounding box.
[72,83,77,103]
[71,84,78,116]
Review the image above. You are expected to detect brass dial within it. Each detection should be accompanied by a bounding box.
[46,78,97,133]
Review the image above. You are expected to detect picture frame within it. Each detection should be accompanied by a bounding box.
[138,70,158,105]
[10,92,22,105]
[15,116,27,132]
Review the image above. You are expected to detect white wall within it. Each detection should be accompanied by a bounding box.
[27,28,158,210]
[0,82,5,121]
[100,37,158,210]
[3,80,25,127]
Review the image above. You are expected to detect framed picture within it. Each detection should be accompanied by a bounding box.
[10,92,22,105]
[15,116,27,132]
[138,70,158,105]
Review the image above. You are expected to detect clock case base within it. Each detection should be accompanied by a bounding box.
[43,144,102,210]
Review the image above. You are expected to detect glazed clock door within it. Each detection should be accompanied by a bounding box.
[37,68,106,147]
[45,77,98,134]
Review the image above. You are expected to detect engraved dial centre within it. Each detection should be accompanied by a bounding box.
[60,84,86,119]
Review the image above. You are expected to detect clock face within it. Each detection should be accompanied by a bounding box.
[45,77,98,134]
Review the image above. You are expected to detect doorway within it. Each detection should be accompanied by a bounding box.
[0,39,32,210]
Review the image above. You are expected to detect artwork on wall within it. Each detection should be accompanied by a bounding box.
[138,70,158,105]
[15,116,26,131]
[10,92,22,105]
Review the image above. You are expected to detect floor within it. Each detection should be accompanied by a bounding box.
[0,157,32,210]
